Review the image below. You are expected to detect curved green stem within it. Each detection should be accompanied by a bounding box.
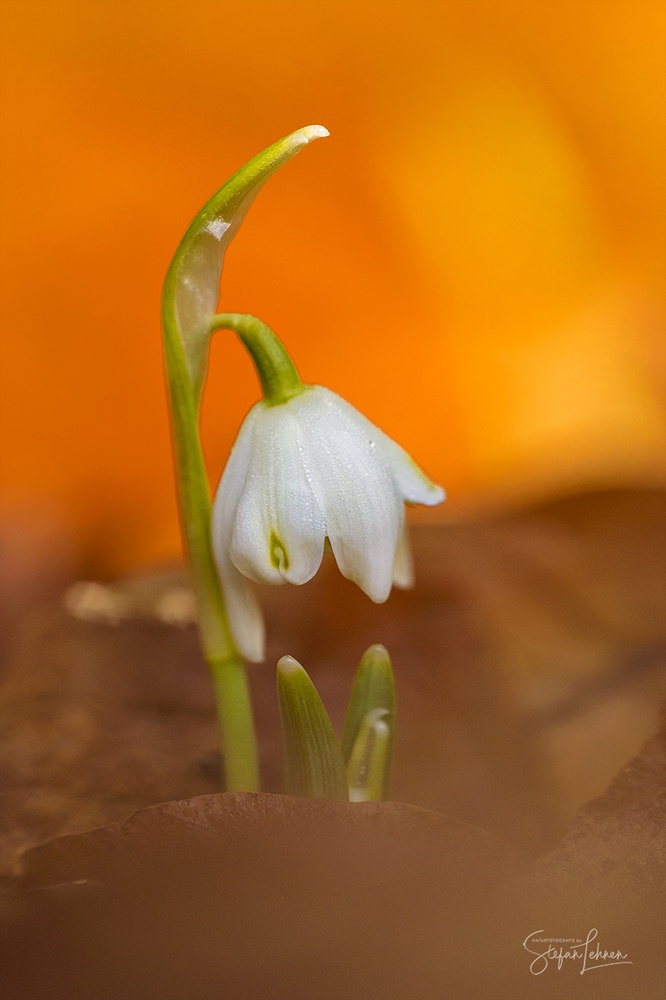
[209,313,304,405]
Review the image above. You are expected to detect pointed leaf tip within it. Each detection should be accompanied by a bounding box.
[301,124,330,141]
[162,125,329,402]
[277,654,304,676]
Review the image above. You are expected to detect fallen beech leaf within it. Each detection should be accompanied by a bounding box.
[6,794,522,1000]
[510,727,666,999]
[3,722,666,1000]
[534,728,666,902]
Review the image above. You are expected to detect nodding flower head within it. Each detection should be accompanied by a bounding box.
[212,385,444,662]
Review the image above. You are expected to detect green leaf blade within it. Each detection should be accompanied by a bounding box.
[277,655,348,800]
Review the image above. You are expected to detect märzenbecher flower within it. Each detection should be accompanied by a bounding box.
[212,385,444,661]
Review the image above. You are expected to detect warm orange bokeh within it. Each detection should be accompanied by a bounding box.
[1,0,665,575]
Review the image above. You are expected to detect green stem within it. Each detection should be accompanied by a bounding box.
[162,302,259,792]
[210,654,259,791]
[209,313,304,405]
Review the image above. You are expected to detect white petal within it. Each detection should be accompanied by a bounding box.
[296,387,444,507]
[392,518,415,589]
[211,405,265,661]
[219,559,265,662]
[229,404,326,587]
[212,404,259,573]
[291,387,402,603]
[375,432,446,506]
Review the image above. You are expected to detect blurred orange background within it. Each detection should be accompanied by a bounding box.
[1,0,665,582]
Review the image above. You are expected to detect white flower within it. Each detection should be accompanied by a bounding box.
[212,386,445,662]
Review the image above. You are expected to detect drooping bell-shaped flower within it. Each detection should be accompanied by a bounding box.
[212,369,444,662]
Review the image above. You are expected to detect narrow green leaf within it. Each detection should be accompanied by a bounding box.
[277,656,348,800]
[341,644,395,799]
[347,709,392,802]
[162,124,329,402]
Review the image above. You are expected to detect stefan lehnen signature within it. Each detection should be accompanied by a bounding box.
[523,928,632,976]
